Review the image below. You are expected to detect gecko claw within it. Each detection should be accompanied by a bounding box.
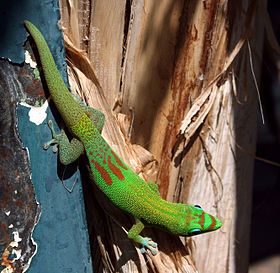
[140,237,158,256]
[43,139,58,150]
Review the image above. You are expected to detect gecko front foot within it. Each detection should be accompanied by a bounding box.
[128,220,159,256]
[43,119,84,164]
[43,120,62,152]
[139,237,158,256]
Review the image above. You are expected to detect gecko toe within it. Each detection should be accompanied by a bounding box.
[140,247,147,254]
[141,237,158,256]
[43,139,58,151]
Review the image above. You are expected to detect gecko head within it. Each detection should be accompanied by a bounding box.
[180,204,222,236]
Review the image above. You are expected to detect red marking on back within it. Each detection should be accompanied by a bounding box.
[96,153,106,164]
[111,150,128,170]
[91,159,112,185]
[206,214,217,231]
[108,156,125,180]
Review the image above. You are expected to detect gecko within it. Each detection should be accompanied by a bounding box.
[24,20,222,255]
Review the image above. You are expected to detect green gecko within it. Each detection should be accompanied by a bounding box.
[24,20,222,255]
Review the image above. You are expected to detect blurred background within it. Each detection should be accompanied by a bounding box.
[249,1,280,272]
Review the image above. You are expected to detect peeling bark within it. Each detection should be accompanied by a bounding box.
[59,0,266,272]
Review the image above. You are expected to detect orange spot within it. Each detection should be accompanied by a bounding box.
[108,156,125,180]
[111,150,128,170]
[91,159,112,185]
[89,151,93,156]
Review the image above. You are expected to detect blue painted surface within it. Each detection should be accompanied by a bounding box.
[0,0,66,76]
[18,107,93,273]
[0,0,95,271]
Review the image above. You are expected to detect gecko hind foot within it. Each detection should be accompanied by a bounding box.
[139,237,158,256]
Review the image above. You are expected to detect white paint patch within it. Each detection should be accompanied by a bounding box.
[13,231,22,243]
[4,210,11,216]
[0,57,12,63]
[22,236,38,273]
[12,249,22,260]
[8,224,14,229]
[25,50,37,68]
[20,100,48,125]
[21,205,41,273]
[9,242,18,248]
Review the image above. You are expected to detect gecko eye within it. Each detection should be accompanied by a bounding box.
[188,228,202,236]
[194,205,202,210]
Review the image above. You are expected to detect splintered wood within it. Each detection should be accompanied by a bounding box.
[59,0,266,272]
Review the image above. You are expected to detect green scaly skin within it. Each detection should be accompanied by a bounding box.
[24,20,222,255]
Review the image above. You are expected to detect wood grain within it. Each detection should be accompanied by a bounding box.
[59,0,266,272]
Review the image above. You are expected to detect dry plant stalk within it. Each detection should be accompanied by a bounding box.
[59,0,268,272]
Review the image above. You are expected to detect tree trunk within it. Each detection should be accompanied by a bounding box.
[59,0,266,272]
